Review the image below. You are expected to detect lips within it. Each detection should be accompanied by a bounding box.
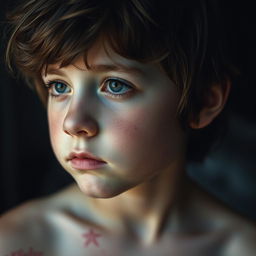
[67,151,106,162]
[67,151,107,171]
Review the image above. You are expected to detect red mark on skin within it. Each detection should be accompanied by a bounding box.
[82,229,102,247]
[8,247,43,256]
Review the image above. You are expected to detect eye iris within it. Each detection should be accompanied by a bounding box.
[55,82,66,93]
[109,80,123,92]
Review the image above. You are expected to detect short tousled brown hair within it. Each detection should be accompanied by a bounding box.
[5,0,238,162]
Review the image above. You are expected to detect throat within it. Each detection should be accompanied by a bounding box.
[90,167,188,245]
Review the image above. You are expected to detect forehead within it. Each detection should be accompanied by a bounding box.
[43,40,163,78]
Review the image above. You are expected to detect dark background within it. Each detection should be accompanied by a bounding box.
[0,1,256,220]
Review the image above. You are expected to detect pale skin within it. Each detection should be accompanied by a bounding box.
[0,41,255,256]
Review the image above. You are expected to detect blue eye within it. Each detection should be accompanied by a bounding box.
[103,79,133,98]
[45,81,71,97]
[44,78,135,99]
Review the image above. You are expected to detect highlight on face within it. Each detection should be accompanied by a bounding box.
[43,42,187,197]
[5,0,238,161]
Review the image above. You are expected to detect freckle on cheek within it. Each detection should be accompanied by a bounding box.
[111,117,141,141]
[107,114,148,160]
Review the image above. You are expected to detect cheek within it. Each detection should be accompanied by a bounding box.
[108,110,144,150]
[106,105,184,167]
[111,111,140,141]
[47,110,64,152]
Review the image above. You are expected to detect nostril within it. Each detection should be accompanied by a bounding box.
[63,118,99,138]
[77,130,90,135]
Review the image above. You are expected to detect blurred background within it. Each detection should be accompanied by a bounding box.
[0,1,255,220]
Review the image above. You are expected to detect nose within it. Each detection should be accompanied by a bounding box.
[63,98,99,138]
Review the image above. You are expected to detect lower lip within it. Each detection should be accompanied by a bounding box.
[70,158,107,170]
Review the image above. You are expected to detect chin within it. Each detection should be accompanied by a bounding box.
[75,179,123,199]
[76,177,135,199]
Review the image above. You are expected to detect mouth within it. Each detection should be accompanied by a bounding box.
[67,151,107,171]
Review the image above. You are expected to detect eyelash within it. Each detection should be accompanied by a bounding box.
[44,80,70,98]
[44,78,134,99]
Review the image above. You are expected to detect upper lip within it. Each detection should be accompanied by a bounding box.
[67,151,106,163]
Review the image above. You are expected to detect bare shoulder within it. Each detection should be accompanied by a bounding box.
[0,184,98,256]
[188,181,256,256]
[0,199,46,255]
[0,186,74,255]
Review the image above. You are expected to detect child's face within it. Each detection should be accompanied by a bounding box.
[42,41,186,198]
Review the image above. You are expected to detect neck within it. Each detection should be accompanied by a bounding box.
[90,159,188,245]
[65,158,190,245]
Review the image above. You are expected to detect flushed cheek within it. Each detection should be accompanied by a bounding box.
[111,112,140,141]
[105,107,184,171]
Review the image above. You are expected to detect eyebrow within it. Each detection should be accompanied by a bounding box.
[88,64,145,76]
[45,63,146,77]
[44,69,67,77]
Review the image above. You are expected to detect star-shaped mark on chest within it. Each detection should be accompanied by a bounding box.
[82,229,102,248]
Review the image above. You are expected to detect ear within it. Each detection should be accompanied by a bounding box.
[189,80,231,129]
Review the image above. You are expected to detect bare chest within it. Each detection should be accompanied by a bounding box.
[19,226,228,256]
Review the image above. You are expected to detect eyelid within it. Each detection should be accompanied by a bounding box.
[44,77,134,89]
[103,77,134,86]
[44,77,137,99]
[100,77,135,95]
[44,79,72,98]
[101,77,136,92]
[44,79,70,88]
